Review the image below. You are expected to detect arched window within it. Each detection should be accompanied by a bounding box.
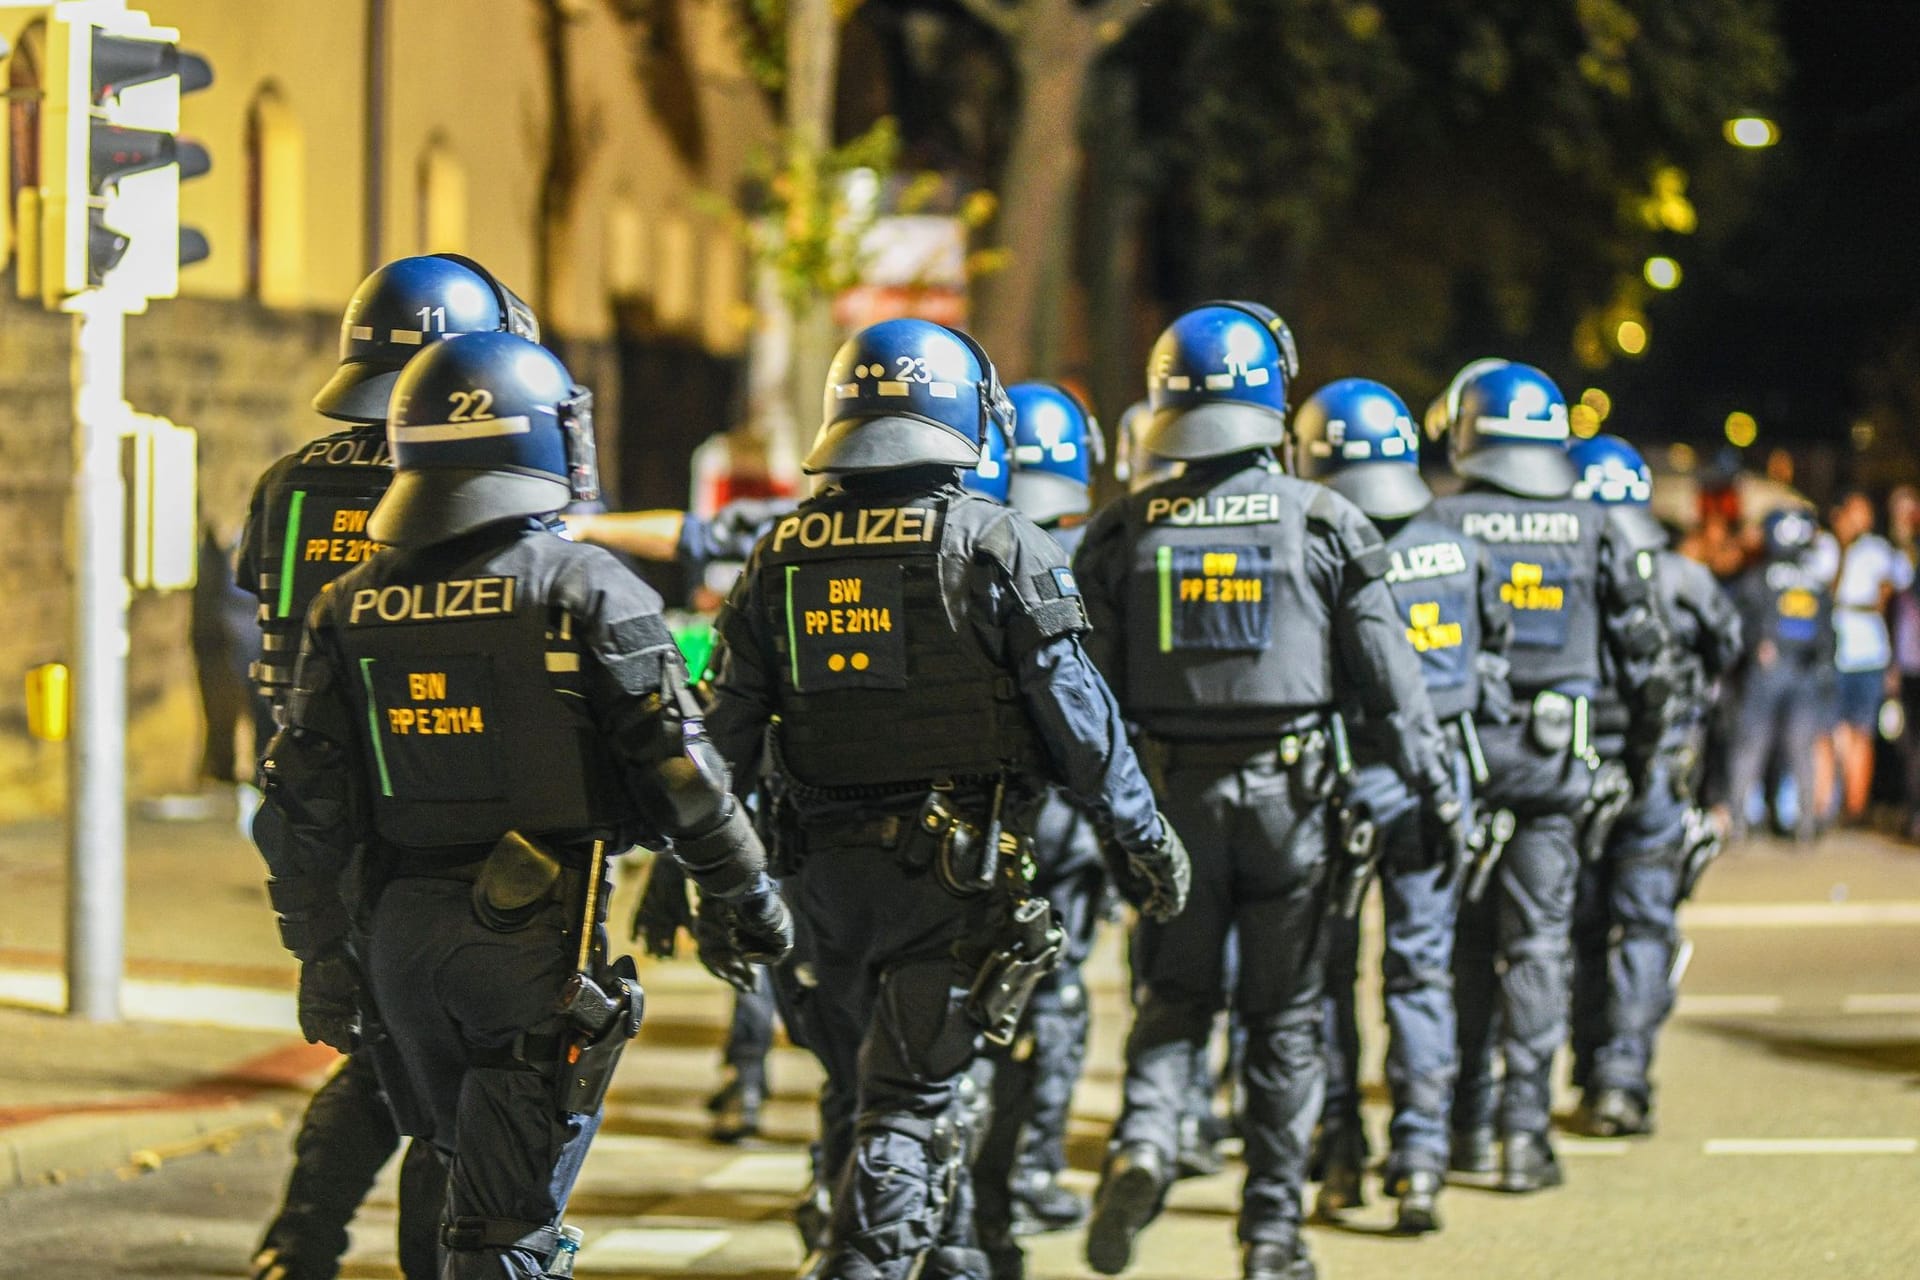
[5,19,45,285]
[606,198,648,301]
[244,82,307,306]
[416,133,469,255]
[702,224,744,353]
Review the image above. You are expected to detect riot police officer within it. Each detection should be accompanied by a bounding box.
[1425,363,1669,1192]
[1566,434,1743,1138]
[1076,306,1464,1280]
[1726,508,1834,843]
[240,253,535,1280]
[261,332,791,1280]
[974,382,1112,1245]
[703,318,1188,1280]
[1292,378,1512,1234]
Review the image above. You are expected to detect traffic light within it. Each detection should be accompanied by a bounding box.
[38,1,210,311]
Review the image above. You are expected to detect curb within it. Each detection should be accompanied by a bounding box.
[2,1099,296,1192]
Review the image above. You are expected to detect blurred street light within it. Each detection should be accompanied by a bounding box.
[1724,116,1780,148]
[1643,256,1682,290]
[1570,403,1602,438]
[1580,387,1612,421]
[1725,410,1758,447]
[1615,318,1648,356]
[1668,443,1697,473]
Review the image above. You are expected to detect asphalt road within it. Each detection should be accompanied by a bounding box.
[3,835,1918,1279]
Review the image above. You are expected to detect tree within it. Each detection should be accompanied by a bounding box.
[954,0,1158,380]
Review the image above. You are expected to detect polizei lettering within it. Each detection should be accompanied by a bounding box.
[1459,511,1582,544]
[1143,493,1283,527]
[1386,540,1469,584]
[771,507,939,553]
[300,435,391,467]
[348,576,517,624]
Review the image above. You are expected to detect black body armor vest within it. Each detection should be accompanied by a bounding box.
[1379,515,1484,723]
[1757,559,1831,667]
[249,428,392,704]
[756,487,1047,795]
[1120,461,1335,733]
[325,529,637,850]
[1428,488,1605,694]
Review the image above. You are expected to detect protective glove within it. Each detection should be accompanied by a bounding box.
[692,894,757,992]
[727,873,796,965]
[297,947,360,1053]
[1422,791,1472,888]
[1112,814,1191,922]
[631,853,693,959]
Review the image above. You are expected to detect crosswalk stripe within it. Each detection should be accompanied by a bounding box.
[1681,901,1920,928]
[1703,1138,1918,1156]
[1841,993,1920,1014]
[1674,993,1783,1015]
[577,1226,730,1270]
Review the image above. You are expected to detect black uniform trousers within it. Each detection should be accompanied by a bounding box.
[795,823,998,1280]
[1452,719,1587,1140]
[1112,747,1331,1246]
[367,876,601,1280]
[255,1050,447,1280]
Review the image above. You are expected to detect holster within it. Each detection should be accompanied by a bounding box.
[1466,807,1517,905]
[965,895,1063,1046]
[1579,760,1634,863]
[472,831,563,932]
[1675,807,1723,903]
[556,953,644,1116]
[908,790,1001,897]
[1332,801,1380,920]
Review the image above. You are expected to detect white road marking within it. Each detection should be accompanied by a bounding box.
[699,1151,811,1192]
[1842,993,1920,1014]
[0,969,297,1032]
[1553,1137,1632,1157]
[1681,901,1920,928]
[578,1226,729,1270]
[1704,1138,1918,1157]
[1674,993,1783,1016]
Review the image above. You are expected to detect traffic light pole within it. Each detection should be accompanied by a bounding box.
[66,293,128,1022]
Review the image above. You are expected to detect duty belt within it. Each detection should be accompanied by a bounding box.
[1147,724,1328,771]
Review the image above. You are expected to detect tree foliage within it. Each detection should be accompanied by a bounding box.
[1141,0,1787,394]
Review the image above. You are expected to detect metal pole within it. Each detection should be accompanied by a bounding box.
[363,0,387,270]
[67,294,128,1022]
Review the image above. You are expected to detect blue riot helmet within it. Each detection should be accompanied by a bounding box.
[1007,381,1102,523]
[1290,378,1431,520]
[1142,300,1299,461]
[1113,399,1180,492]
[1568,432,1665,545]
[806,318,1013,475]
[961,406,1012,503]
[1446,361,1577,498]
[314,253,539,424]
[368,332,597,546]
[1762,506,1819,563]
[1424,357,1508,442]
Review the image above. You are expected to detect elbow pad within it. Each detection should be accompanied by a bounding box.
[673,801,768,900]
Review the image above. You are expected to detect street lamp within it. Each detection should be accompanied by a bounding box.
[1643,256,1682,290]
[1615,319,1648,356]
[1725,410,1758,447]
[1724,116,1779,148]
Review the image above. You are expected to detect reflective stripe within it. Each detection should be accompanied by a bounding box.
[276,490,306,619]
[390,415,532,444]
[358,658,394,798]
[1156,545,1173,654]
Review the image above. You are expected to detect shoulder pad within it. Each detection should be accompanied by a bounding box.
[980,508,1088,641]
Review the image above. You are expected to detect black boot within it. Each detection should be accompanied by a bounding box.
[1386,1167,1444,1235]
[1448,1125,1496,1174]
[1311,1125,1366,1219]
[1577,1087,1653,1138]
[1242,1239,1318,1280]
[1008,1167,1089,1235]
[1085,1144,1167,1276]
[708,1072,764,1143]
[1499,1131,1564,1193]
